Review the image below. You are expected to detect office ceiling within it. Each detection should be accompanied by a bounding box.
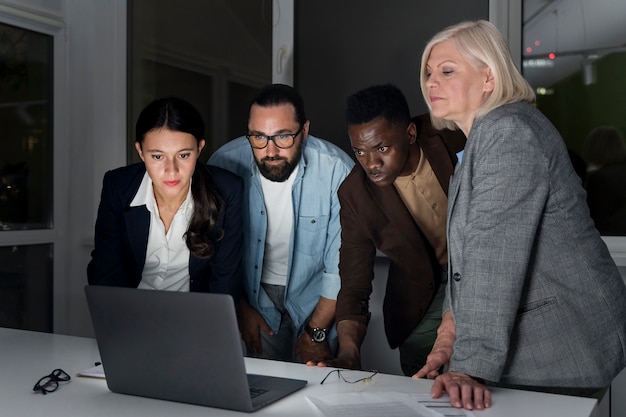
[522,0,626,87]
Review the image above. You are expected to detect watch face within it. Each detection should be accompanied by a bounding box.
[311,328,327,343]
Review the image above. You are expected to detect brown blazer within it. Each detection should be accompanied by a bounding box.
[335,114,465,348]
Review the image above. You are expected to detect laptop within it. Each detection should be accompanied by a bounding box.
[84,285,307,412]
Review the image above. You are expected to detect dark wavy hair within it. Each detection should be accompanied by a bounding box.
[346,84,411,128]
[135,96,223,259]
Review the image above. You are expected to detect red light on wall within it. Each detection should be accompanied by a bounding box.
[534,40,541,46]
[526,47,533,53]
[548,52,556,59]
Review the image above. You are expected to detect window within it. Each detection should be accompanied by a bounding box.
[522,0,626,238]
[0,21,55,332]
[0,22,53,231]
[127,0,274,163]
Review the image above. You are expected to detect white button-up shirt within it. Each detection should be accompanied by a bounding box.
[130,172,193,291]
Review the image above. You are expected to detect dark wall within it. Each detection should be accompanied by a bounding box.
[295,1,488,155]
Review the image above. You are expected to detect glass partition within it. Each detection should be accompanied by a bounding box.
[0,244,53,331]
[0,22,53,231]
[128,0,273,164]
[522,0,626,236]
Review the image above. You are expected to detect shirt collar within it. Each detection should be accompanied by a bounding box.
[130,172,193,215]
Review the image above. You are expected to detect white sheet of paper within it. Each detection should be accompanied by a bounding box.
[76,364,105,379]
[308,392,476,417]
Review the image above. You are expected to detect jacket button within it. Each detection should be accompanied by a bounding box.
[428,282,434,290]
[453,272,461,281]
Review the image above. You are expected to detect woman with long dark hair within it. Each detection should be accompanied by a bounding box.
[88,97,242,298]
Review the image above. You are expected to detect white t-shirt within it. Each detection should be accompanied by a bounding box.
[259,164,299,286]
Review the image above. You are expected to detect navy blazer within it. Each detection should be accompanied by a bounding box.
[87,163,243,299]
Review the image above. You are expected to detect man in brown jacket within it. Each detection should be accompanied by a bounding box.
[307,84,465,375]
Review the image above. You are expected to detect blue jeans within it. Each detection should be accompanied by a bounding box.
[254,284,299,362]
[250,283,337,363]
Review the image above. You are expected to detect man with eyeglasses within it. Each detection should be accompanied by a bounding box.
[208,84,354,364]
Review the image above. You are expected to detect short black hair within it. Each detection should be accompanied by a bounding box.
[251,83,307,127]
[346,84,411,127]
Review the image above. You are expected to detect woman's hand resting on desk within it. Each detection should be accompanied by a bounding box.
[413,311,491,410]
[428,372,491,411]
[415,346,492,411]
[414,311,456,379]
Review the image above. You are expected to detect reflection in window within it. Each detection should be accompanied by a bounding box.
[0,244,53,332]
[0,22,53,230]
[583,126,626,235]
[522,0,626,236]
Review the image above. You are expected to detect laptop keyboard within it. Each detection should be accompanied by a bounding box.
[249,387,269,399]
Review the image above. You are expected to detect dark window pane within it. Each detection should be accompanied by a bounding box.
[522,0,626,236]
[0,22,53,230]
[128,0,272,164]
[0,244,53,332]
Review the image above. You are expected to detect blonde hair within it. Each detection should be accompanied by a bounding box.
[420,20,535,130]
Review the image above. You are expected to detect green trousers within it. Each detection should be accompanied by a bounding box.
[399,282,445,376]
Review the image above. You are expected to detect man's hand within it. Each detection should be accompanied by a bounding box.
[236,298,273,356]
[295,333,333,364]
[306,350,361,369]
[297,296,336,363]
[306,320,365,369]
[430,371,491,410]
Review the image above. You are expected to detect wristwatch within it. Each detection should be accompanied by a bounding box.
[305,324,328,343]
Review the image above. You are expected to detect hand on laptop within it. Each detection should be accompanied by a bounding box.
[237,298,273,355]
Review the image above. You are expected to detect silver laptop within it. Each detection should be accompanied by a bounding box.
[84,285,307,412]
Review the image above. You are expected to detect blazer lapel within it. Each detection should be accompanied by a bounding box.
[365,181,424,251]
[124,206,150,273]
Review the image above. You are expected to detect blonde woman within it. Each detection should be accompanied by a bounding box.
[415,20,626,410]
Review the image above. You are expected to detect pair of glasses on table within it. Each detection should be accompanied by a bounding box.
[33,368,71,395]
[320,369,379,385]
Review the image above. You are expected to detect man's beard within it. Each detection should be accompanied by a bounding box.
[256,142,303,182]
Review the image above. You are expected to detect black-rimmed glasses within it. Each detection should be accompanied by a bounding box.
[246,125,303,149]
[33,368,71,395]
[320,369,379,385]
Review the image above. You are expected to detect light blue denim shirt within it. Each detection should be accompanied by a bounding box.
[208,135,354,334]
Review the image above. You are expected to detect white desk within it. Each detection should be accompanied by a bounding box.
[0,327,597,416]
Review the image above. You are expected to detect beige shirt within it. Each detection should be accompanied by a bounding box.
[393,147,448,265]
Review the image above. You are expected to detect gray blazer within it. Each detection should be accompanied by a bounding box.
[446,101,626,389]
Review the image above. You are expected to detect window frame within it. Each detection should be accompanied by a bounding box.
[0,4,70,329]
